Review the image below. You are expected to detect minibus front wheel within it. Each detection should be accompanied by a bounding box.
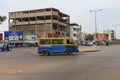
[42,50,50,56]
[65,49,72,55]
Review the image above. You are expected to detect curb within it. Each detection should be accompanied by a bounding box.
[78,46,102,52]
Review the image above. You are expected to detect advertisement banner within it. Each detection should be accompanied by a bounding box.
[4,31,23,40]
[24,34,37,41]
[0,33,3,41]
[24,34,38,43]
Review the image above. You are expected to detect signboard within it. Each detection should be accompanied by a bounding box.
[4,31,23,40]
[24,34,37,40]
[48,33,59,38]
[0,33,3,41]
[24,34,38,43]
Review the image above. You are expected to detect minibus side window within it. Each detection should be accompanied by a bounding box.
[52,39,63,45]
[67,39,74,44]
[40,39,51,45]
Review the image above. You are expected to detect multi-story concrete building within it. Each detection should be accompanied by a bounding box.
[9,8,70,37]
[70,23,79,42]
[103,30,115,41]
[93,33,108,41]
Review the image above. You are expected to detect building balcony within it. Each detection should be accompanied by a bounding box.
[52,20,67,26]
[9,11,54,18]
[52,20,60,24]
[52,11,59,17]
[10,22,22,26]
[60,22,67,26]
[45,20,52,23]
[10,21,29,26]
[37,20,45,24]
[22,22,29,25]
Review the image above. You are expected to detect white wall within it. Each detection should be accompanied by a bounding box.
[70,25,79,41]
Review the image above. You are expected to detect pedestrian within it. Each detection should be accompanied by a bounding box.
[6,42,9,51]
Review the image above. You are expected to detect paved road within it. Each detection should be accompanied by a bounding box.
[0,45,120,80]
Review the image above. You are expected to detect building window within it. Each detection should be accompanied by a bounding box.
[30,17,35,21]
[73,28,76,31]
[46,16,51,20]
[52,39,63,44]
[40,39,51,45]
[73,34,77,37]
[62,33,64,35]
[67,39,74,44]
[58,32,60,35]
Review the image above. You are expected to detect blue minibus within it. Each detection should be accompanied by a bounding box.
[38,38,78,56]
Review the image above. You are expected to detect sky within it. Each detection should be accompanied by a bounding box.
[0,0,120,39]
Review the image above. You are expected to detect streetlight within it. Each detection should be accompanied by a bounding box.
[89,9,102,40]
[112,24,119,39]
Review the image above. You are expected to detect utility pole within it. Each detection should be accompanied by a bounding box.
[89,9,102,41]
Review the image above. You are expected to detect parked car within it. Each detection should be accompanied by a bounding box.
[0,42,13,51]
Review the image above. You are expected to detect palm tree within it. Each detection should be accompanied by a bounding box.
[0,15,6,24]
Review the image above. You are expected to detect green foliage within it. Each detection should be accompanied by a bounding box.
[86,34,93,41]
[0,15,6,24]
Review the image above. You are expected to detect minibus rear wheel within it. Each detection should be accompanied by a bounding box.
[42,50,49,56]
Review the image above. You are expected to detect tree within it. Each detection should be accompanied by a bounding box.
[0,15,6,24]
[86,34,93,41]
